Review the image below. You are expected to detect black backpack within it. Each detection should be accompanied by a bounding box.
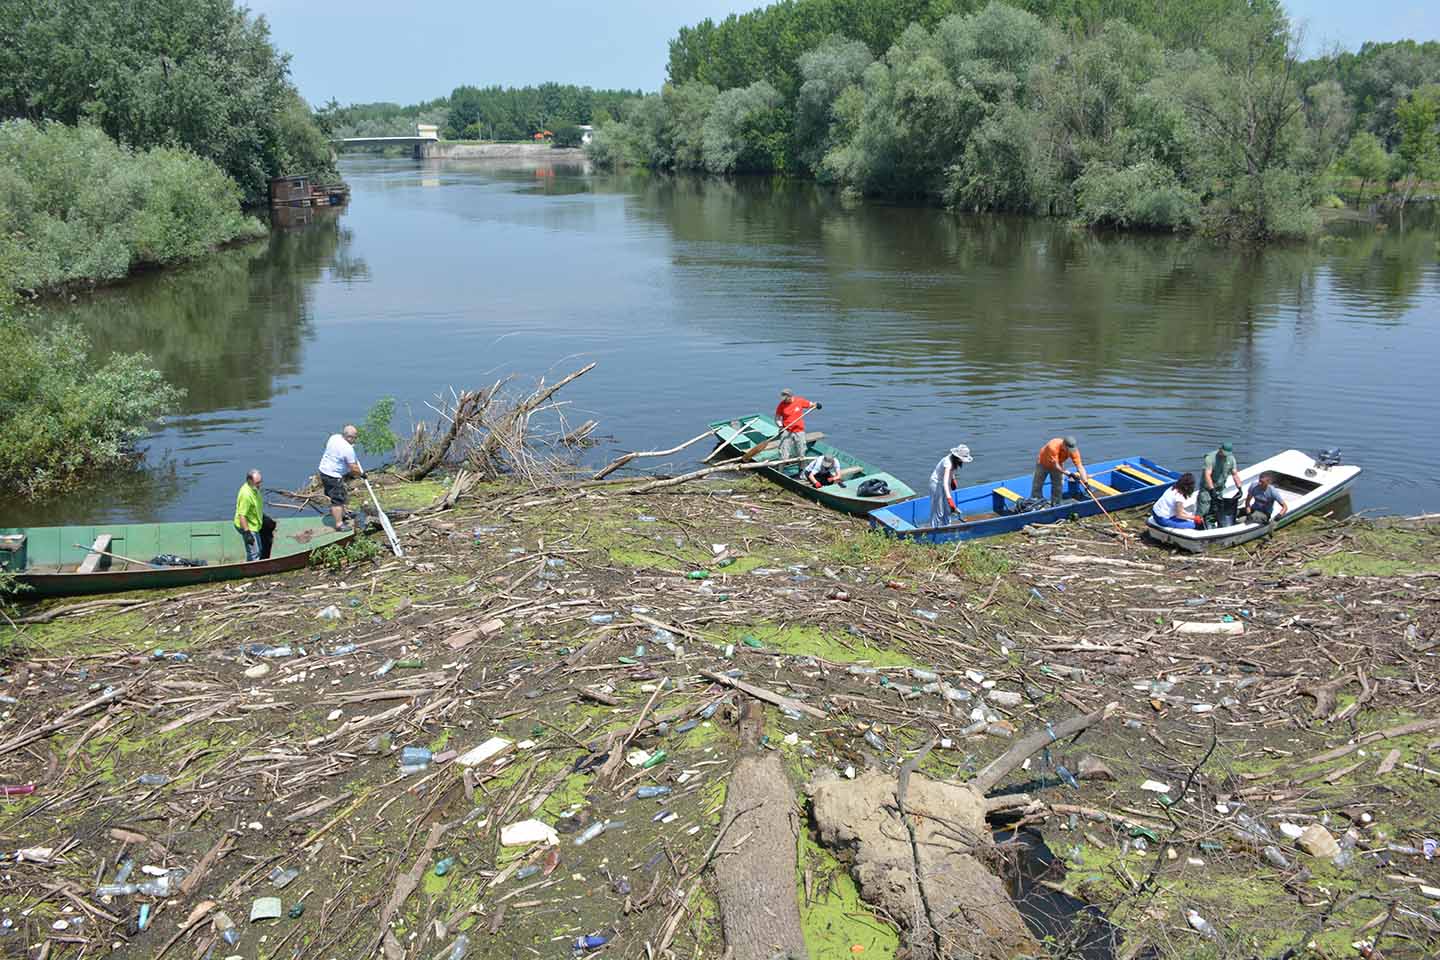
[857,478,891,498]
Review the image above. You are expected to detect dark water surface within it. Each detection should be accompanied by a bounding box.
[7,156,1439,525]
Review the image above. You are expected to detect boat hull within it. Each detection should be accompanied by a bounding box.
[867,456,1179,543]
[2,518,356,598]
[709,415,916,516]
[1145,450,1360,552]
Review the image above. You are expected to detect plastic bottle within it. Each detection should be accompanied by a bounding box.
[685,571,710,580]
[863,730,887,752]
[401,746,433,766]
[96,882,138,897]
[573,931,612,951]
[1262,845,1290,869]
[913,610,938,621]
[135,869,185,897]
[433,857,456,877]
[846,665,878,676]
[330,643,357,656]
[446,933,471,959]
[399,763,429,776]
[574,821,607,846]
[515,864,541,880]
[911,668,939,682]
[114,858,134,884]
[374,658,395,677]
[1333,829,1359,868]
[213,911,240,946]
[1185,909,1217,939]
[637,785,671,799]
[589,613,614,625]
[137,773,169,787]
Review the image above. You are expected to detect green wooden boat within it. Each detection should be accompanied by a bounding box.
[709,414,916,515]
[0,518,355,598]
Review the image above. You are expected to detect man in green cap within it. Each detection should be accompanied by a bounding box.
[1198,442,1243,526]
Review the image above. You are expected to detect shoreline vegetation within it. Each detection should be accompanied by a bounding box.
[1,0,338,495]
[577,0,1440,244]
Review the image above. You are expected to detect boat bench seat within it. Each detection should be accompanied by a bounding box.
[77,534,112,574]
[992,486,1023,513]
[1117,464,1165,486]
[1085,478,1120,497]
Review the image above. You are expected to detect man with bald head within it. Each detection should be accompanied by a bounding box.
[318,424,364,532]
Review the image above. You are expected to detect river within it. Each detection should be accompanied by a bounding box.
[7,155,1439,525]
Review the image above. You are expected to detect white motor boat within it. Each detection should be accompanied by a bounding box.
[1145,449,1361,552]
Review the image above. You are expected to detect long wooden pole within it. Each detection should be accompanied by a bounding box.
[363,478,404,557]
[1076,476,1133,544]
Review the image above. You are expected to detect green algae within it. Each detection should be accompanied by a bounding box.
[375,478,448,510]
[796,824,899,959]
[723,623,917,668]
[1303,523,1440,576]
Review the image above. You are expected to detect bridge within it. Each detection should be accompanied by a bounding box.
[333,124,441,158]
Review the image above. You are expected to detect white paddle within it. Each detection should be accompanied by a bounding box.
[363,477,404,557]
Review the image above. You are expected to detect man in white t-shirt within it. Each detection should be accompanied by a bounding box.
[317,424,364,531]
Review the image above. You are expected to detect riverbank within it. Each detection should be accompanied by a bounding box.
[3,472,1437,957]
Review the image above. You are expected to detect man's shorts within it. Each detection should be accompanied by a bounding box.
[321,473,348,506]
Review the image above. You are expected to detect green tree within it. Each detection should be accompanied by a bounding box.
[702,81,786,172]
[1337,130,1390,204]
[795,37,874,171]
[1178,7,1320,241]
[1394,84,1440,207]
[552,123,585,148]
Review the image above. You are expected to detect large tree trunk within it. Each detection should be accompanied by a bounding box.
[712,700,808,960]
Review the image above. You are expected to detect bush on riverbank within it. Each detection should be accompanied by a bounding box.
[0,310,183,497]
[0,121,266,293]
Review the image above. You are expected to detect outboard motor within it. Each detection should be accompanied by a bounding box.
[1317,448,1343,467]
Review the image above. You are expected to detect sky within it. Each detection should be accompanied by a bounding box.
[244,0,1440,106]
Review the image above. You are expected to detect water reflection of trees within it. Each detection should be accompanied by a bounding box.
[603,174,1435,378]
[45,211,368,412]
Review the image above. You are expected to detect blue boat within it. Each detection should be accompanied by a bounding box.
[868,456,1180,543]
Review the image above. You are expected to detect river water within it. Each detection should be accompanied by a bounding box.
[7,155,1439,525]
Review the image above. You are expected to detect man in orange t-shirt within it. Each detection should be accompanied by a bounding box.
[1031,436,1089,506]
[774,388,820,473]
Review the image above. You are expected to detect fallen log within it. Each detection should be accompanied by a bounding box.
[624,455,808,494]
[592,429,713,480]
[712,698,808,960]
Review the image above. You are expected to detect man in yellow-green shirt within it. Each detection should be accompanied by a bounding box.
[234,469,265,562]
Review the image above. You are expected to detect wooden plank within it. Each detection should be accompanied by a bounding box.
[993,486,1023,502]
[1086,478,1121,497]
[1117,464,1166,486]
[76,535,113,574]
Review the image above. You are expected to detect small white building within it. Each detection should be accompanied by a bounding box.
[578,124,594,145]
[416,123,440,140]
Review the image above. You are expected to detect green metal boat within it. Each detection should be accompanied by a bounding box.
[709,414,916,515]
[0,518,355,598]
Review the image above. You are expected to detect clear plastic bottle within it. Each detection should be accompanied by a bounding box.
[446,932,470,959]
[1333,829,1359,868]
[1186,909,1217,939]
[95,882,137,897]
[400,746,432,766]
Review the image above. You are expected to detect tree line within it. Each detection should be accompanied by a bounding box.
[586,0,1440,242]
[320,83,640,144]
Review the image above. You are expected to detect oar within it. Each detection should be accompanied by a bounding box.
[741,406,817,463]
[363,477,404,558]
[1072,474,1133,545]
[72,543,158,569]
